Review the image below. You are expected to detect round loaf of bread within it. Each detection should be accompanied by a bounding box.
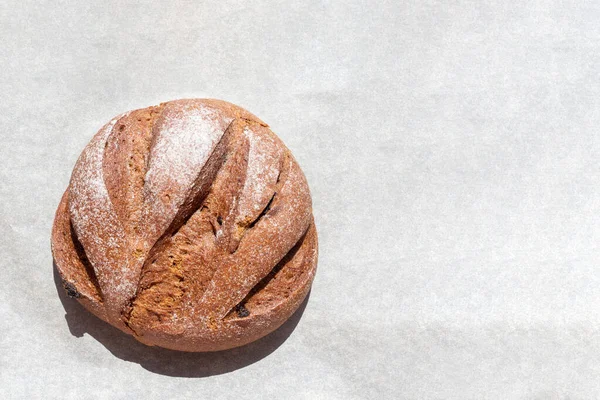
[51,99,318,352]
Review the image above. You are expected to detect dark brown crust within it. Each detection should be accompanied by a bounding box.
[51,99,318,352]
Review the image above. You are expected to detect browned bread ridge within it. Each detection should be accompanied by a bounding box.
[51,99,318,352]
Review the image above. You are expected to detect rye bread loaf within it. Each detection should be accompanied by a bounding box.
[51,99,318,352]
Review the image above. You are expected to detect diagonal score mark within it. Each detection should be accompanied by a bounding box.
[138,102,235,252]
[52,189,104,303]
[69,218,103,301]
[159,118,237,242]
[226,223,310,319]
[102,105,165,243]
[122,117,239,328]
[194,155,313,322]
[225,124,285,254]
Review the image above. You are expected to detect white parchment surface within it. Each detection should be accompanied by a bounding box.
[2,1,600,399]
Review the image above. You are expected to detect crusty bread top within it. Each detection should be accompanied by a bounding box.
[52,99,317,351]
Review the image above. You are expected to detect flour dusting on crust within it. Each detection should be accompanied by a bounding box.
[141,102,233,246]
[68,114,137,326]
[237,125,282,216]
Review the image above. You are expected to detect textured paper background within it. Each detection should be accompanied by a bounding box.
[2,1,600,399]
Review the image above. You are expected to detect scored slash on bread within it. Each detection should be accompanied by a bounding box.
[51,99,318,352]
